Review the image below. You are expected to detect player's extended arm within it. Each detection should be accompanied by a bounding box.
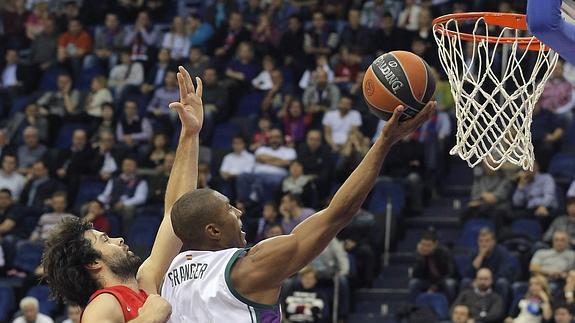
[136,66,203,293]
[527,0,575,64]
[232,102,436,304]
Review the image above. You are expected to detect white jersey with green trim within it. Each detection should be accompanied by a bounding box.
[161,248,281,323]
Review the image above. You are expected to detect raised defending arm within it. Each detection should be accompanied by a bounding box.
[136,66,203,293]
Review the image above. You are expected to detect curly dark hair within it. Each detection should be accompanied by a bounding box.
[42,217,102,307]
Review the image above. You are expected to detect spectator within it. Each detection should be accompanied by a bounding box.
[123,11,158,62]
[299,54,335,90]
[146,71,179,133]
[279,99,311,146]
[540,60,575,125]
[250,117,272,152]
[212,11,250,61]
[297,130,332,201]
[334,129,370,183]
[464,228,515,298]
[279,15,305,75]
[236,128,296,203]
[62,305,81,323]
[532,101,567,172]
[512,162,558,227]
[264,223,284,239]
[1,0,29,50]
[55,0,79,33]
[0,49,28,103]
[84,75,113,118]
[250,13,280,56]
[322,96,362,151]
[224,42,259,91]
[372,12,410,54]
[282,266,330,323]
[92,104,117,142]
[108,48,144,97]
[450,304,472,323]
[185,14,214,51]
[12,297,54,323]
[29,17,58,72]
[554,304,574,323]
[530,231,575,285]
[333,47,361,92]
[543,198,575,244]
[262,68,293,119]
[219,136,255,195]
[267,0,297,33]
[147,152,174,206]
[409,230,457,301]
[302,68,340,126]
[20,160,63,211]
[398,0,422,31]
[82,200,109,234]
[54,128,94,181]
[57,19,92,79]
[36,73,80,120]
[553,269,575,306]
[360,0,400,29]
[251,55,275,91]
[505,275,552,323]
[281,160,314,203]
[4,103,50,146]
[141,133,170,170]
[161,16,191,61]
[141,48,173,96]
[204,0,239,30]
[182,46,209,79]
[463,162,513,221]
[97,157,148,230]
[90,130,123,182]
[303,11,339,58]
[279,193,315,234]
[17,126,47,175]
[201,67,229,138]
[197,162,211,189]
[93,13,125,71]
[29,191,75,242]
[0,129,15,159]
[0,189,21,244]
[338,208,376,288]
[116,100,153,149]
[0,154,25,200]
[339,9,372,54]
[255,202,282,242]
[453,268,505,323]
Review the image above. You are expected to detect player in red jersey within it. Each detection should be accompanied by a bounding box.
[42,66,203,322]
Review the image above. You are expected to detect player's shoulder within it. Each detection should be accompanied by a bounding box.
[82,293,124,323]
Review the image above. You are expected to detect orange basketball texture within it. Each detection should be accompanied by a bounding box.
[363,51,436,121]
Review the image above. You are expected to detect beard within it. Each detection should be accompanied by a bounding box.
[104,251,142,281]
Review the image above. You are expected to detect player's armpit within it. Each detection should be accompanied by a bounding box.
[81,293,125,323]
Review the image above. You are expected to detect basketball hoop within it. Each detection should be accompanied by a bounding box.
[433,12,559,170]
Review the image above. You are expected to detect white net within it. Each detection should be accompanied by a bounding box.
[433,14,559,170]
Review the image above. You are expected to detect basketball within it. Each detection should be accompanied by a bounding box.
[363,51,436,121]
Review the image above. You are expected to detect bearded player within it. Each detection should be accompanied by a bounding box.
[161,99,436,321]
[42,66,203,322]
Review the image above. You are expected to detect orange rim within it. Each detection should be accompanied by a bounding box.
[432,12,547,51]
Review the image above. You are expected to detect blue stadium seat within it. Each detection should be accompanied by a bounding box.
[562,117,575,151]
[456,218,494,249]
[0,285,15,322]
[511,218,542,241]
[236,92,264,117]
[453,254,471,277]
[127,216,161,258]
[548,152,575,183]
[415,292,449,320]
[26,285,58,316]
[39,67,64,91]
[509,282,528,316]
[74,180,106,210]
[77,67,101,91]
[107,213,122,237]
[210,122,241,150]
[13,241,43,273]
[55,123,90,149]
[367,179,406,216]
[12,95,36,113]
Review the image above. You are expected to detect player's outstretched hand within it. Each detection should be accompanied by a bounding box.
[381,101,436,144]
[138,294,172,323]
[169,66,203,135]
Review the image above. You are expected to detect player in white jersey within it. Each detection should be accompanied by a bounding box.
[162,86,437,321]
